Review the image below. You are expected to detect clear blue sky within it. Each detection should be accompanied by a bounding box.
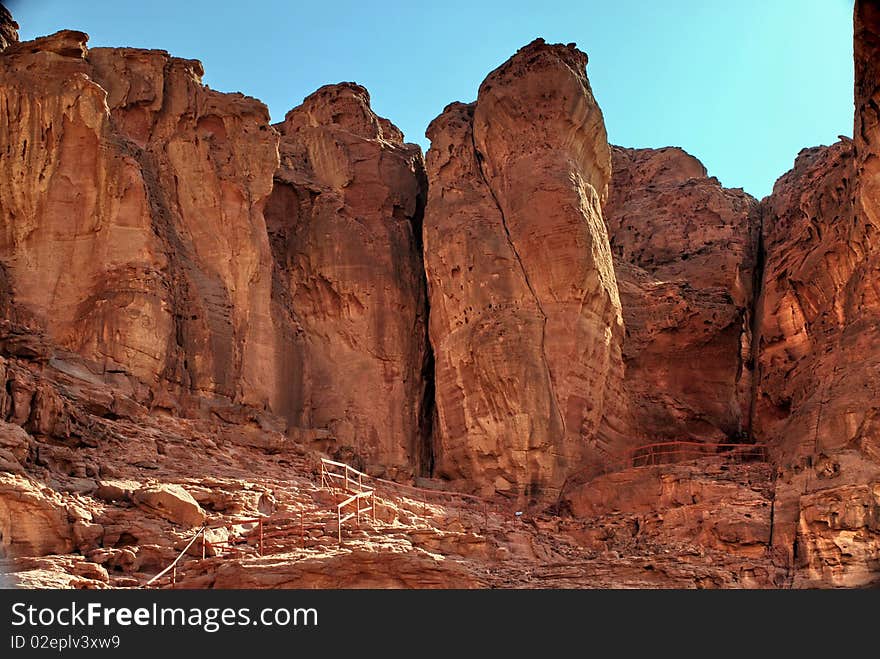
[10,0,855,199]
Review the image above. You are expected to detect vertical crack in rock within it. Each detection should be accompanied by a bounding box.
[746,206,767,441]
[470,133,566,438]
[411,166,436,477]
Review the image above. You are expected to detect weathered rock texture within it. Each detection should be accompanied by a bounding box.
[606,146,758,442]
[265,83,431,478]
[0,4,17,51]
[424,39,628,499]
[0,30,280,411]
[747,0,880,587]
[2,5,880,589]
[0,31,431,479]
[752,141,857,461]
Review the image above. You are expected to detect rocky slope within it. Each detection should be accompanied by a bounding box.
[1,2,879,588]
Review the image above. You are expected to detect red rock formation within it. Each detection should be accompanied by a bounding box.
[752,141,857,460]
[747,0,880,587]
[2,6,879,589]
[265,83,431,478]
[605,146,758,442]
[0,31,281,413]
[424,40,628,499]
[0,3,17,51]
[752,141,880,586]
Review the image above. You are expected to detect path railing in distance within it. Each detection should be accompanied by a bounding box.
[622,441,768,471]
[319,458,508,533]
[320,458,368,493]
[557,440,769,507]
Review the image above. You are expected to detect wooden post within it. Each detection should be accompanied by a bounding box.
[371,492,376,521]
[321,461,326,489]
[344,466,349,492]
[172,565,176,586]
[201,530,206,560]
[337,506,342,545]
[359,472,363,493]
[356,496,361,529]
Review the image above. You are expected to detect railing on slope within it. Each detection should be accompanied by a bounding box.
[620,441,768,471]
[320,458,367,493]
[335,490,375,544]
[320,458,507,530]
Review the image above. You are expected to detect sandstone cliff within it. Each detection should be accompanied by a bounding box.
[0,3,17,51]
[265,83,431,478]
[0,30,281,412]
[1,3,879,589]
[424,40,628,498]
[606,146,758,443]
[745,0,880,587]
[0,29,432,481]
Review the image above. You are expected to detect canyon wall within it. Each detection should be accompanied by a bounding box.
[746,0,880,587]
[605,146,758,443]
[0,3,17,51]
[266,83,431,478]
[0,31,431,477]
[0,31,280,410]
[424,40,628,498]
[1,3,880,588]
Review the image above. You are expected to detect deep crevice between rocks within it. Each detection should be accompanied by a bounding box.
[411,158,435,478]
[746,204,768,443]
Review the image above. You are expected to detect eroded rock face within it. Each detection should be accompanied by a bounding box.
[752,141,858,460]
[0,31,280,410]
[748,0,880,587]
[0,4,17,51]
[265,83,431,478]
[561,460,775,560]
[424,39,627,498]
[605,146,758,442]
[0,474,75,558]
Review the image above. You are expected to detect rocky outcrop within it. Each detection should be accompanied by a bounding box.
[0,30,280,412]
[0,474,71,557]
[561,460,775,560]
[424,39,627,499]
[0,4,17,51]
[752,141,857,461]
[132,483,206,527]
[265,83,430,478]
[752,142,878,583]
[747,0,880,587]
[606,147,758,442]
